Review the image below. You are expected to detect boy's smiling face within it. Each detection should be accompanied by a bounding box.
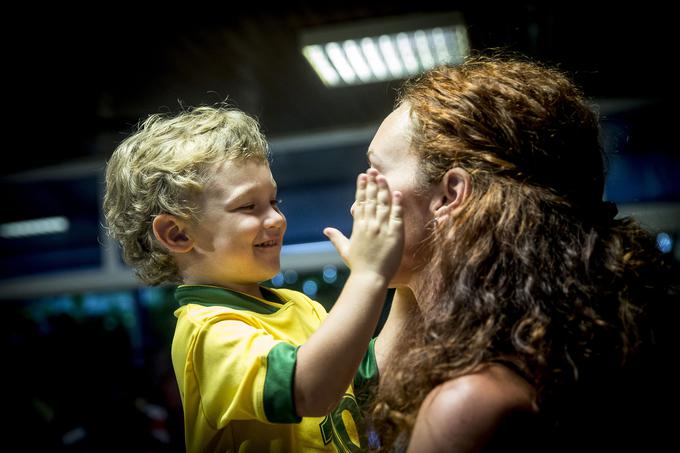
[182,159,286,294]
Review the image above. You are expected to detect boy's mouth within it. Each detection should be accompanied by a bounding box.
[254,239,279,248]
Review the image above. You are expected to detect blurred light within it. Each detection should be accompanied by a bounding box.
[378,35,404,78]
[280,240,346,273]
[656,232,673,253]
[271,272,285,287]
[301,13,468,87]
[0,216,69,238]
[139,287,166,308]
[302,45,340,86]
[284,269,298,284]
[62,427,86,446]
[413,29,435,70]
[50,296,77,316]
[322,264,338,283]
[302,279,318,297]
[325,42,357,84]
[82,297,110,316]
[343,39,373,82]
[396,32,420,74]
[431,27,451,62]
[360,37,388,79]
[282,241,334,255]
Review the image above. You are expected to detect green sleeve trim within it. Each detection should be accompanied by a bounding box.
[264,342,302,423]
[354,338,379,391]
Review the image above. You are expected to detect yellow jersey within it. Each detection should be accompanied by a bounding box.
[172,285,378,452]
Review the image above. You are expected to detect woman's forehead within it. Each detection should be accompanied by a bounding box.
[370,106,413,158]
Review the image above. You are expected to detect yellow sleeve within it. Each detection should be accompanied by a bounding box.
[192,319,301,428]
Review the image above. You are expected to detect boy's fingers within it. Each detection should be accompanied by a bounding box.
[323,227,350,264]
[389,191,404,231]
[364,170,378,218]
[354,173,367,219]
[376,175,391,224]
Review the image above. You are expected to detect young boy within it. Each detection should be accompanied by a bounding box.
[103,105,403,452]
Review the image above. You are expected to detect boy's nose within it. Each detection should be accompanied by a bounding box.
[264,209,285,229]
[350,201,356,217]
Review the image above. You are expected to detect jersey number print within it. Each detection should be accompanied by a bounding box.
[319,394,365,452]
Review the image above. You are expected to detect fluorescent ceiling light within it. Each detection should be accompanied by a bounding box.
[0,216,70,239]
[378,34,404,79]
[302,45,339,86]
[301,12,469,87]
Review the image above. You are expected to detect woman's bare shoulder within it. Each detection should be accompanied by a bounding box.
[407,363,537,452]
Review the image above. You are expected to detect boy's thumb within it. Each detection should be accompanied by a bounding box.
[323,227,350,262]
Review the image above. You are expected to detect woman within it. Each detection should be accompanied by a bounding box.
[328,55,677,452]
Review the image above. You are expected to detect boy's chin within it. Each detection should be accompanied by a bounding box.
[257,268,282,283]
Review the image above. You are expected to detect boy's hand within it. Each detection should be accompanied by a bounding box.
[324,169,404,283]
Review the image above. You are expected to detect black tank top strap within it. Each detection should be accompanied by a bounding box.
[490,358,533,385]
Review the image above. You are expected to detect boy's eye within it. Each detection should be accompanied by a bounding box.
[239,204,255,211]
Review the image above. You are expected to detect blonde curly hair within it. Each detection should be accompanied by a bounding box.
[103,104,269,285]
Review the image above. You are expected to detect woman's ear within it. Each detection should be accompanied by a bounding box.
[152,214,193,253]
[431,167,471,221]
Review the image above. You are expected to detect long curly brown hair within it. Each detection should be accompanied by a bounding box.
[370,55,674,450]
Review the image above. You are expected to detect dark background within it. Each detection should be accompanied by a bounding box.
[4,3,677,175]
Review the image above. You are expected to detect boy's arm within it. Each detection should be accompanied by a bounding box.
[295,169,403,417]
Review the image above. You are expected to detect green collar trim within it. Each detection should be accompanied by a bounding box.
[175,285,284,315]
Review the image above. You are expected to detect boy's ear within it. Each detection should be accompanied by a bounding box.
[430,167,471,221]
[152,214,193,253]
